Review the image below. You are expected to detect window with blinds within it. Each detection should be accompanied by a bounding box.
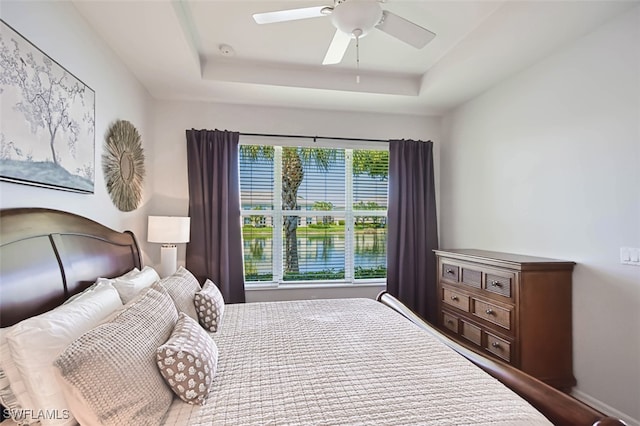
[239,144,388,285]
[239,146,274,281]
[352,149,388,280]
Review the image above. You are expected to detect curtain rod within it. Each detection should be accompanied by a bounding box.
[239,132,388,143]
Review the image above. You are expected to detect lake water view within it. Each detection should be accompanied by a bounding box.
[243,227,387,281]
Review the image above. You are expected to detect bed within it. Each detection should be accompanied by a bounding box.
[0,208,625,426]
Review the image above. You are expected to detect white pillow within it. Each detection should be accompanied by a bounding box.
[64,268,140,305]
[112,266,160,304]
[120,267,142,279]
[5,283,123,426]
[0,280,122,424]
[0,326,36,424]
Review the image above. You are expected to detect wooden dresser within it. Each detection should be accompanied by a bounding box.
[434,249,576,390]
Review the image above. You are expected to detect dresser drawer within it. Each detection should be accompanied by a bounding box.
[442,312,459,334]
[443,288,470,312]
[460,267,482,289]
[485,333,511,362]
[485,271,514,298]
[472,299,512,330]
[441,263,459,282]
[461,321,481,346]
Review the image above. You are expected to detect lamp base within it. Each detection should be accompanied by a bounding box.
[159,244,178,278]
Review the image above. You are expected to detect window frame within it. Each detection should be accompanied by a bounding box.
[239,136,389,288]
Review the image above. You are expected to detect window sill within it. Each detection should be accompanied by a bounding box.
[246,280,386,291]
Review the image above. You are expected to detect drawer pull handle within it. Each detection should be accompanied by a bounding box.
[446,268,454,274]
[451,295,459,301]
[485,308,494,315]
[490,280,502,287]
[491,342,500,348]
[446,320,453,325]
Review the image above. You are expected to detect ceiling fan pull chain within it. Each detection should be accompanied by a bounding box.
[355,30,361,84]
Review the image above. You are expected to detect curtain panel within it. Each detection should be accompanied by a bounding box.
[387,139,438,323]
[185,129,246,303]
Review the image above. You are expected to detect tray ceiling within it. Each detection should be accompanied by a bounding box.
[73,0,636,115]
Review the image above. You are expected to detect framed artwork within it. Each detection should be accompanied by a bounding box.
[0,19,95,193]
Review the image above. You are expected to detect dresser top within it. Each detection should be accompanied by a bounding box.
[434,249,575,271]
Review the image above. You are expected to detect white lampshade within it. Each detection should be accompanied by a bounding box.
[147,216,190,244]
[148,216,190,278]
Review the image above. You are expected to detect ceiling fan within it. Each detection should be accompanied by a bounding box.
[253,0,436,66]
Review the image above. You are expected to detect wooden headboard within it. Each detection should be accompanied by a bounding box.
[0,208,141,327]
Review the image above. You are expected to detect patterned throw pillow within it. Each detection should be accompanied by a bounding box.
[194,279,225,332]
[160,266,201,321]
[157,313,219,405]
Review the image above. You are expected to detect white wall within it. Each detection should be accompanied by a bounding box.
[150,100,441,299]
[0,1,154,260]
[441,7,640,424]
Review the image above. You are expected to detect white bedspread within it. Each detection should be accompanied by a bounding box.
[162,298,551,426]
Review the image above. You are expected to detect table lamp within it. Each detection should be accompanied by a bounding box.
[147,216,191,278]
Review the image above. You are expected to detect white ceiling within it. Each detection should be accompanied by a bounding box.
[73,0,637,116]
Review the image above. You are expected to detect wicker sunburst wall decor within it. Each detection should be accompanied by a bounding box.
[103,120,145,212]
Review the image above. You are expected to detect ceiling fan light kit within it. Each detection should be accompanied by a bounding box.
[330,0,382,38]
[253,0,436,69]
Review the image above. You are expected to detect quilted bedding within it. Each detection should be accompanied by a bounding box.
[161,298,551,426]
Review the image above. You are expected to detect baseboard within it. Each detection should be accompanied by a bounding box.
[571,389,639,426]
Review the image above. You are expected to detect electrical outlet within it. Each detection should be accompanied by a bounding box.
[620,247,640,266]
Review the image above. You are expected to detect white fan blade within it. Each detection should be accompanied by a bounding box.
[322,30,351,65]
[375,10,435,48]
[253,6,326,24]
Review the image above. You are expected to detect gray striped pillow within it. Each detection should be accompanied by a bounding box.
[54,283,178,426]
[160,266,201,321]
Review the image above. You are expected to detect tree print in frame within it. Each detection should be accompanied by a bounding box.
[0,20,95,193]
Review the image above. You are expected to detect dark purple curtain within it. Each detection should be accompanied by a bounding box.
[387,140,438,323]
[185,129,245,303]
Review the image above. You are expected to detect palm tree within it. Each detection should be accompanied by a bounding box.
[241,146,333,274]
[284,147,336,272]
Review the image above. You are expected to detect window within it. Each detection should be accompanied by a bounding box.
[239,143,388,285]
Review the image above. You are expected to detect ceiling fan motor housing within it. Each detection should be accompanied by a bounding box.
[331,0,383,38]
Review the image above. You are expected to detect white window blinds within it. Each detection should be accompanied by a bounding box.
[240,143,388,285]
